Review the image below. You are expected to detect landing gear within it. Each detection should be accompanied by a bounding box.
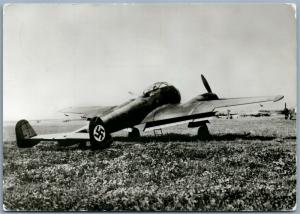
[128,127,140,139]
[77,141,89,150]
[285,114,289,120]
[89,117,113,150]
[197,124,211,140]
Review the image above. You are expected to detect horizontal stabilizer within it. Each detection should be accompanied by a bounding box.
[15,120,90,148]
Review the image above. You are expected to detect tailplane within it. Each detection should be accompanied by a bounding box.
[15,120,39,148]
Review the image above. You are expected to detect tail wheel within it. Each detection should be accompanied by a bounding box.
[88,117,112,150]
[197,124,211,140]
[128,127,140,139]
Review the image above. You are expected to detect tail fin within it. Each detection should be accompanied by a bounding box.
[15,120,39,148]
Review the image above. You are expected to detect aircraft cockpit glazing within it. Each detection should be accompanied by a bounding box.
[142,82,170,97]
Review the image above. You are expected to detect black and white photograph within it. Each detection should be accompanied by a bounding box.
[3,3,296,211]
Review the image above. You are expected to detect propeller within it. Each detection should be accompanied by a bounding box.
[201,74,212,93]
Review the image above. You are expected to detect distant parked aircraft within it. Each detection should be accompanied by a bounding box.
[215,109,238,119]
[259,102,296,120]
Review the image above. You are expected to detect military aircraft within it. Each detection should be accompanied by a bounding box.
[215,109,238,119]
[258,102,296,120]
[15,74,283,150]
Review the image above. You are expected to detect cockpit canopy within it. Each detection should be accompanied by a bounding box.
[143,82,170,97]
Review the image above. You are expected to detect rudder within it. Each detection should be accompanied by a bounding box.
[15,120,39,148]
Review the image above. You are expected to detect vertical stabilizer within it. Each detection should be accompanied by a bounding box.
[15,120,39,148]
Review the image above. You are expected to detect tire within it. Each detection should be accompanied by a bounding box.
[88,117,113,150]
[128,127,140,139]
[197,124,211,140]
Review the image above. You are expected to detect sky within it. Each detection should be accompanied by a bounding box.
[4,3,296,121]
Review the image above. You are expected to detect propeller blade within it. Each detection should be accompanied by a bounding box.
[201,74,212,93]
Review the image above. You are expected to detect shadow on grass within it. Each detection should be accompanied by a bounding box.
[113,133,277,143]
[20,133,294,152]
[283,136,297,140]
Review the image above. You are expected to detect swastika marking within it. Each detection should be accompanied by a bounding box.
[93,125,105,142]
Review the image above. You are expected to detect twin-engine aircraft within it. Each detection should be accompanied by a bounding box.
[258,103,296,120]
[15,75,283,149]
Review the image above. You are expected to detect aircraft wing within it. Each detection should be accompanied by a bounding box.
[60,106,116,119]
[142,95,283,131]
[206,95,284,110]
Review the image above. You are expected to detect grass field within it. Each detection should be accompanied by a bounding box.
[3,117,296,211]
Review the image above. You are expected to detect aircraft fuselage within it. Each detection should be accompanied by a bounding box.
[101,85,181,133]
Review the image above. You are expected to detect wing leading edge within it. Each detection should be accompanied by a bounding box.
[142,95,284,131]
[60,106,116,119]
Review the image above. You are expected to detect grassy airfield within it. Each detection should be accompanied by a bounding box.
[3,117,296,211]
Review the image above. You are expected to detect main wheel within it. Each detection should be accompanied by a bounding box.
[89,117,113,150]
[128,127,140,139]
[197,124,211,140]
